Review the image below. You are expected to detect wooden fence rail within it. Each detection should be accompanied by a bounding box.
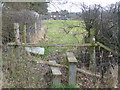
[8,43,97,47]
[7,42,119,57]
[8,43,120,57]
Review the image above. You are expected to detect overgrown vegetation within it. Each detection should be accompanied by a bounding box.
[2,2,48,44]
[80,2,120,88]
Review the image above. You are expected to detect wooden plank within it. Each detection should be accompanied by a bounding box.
[49,60,62,75]
[51,67,62,75]
[49,60,62,86]
[25,47,44,55]
[66,52,77,63]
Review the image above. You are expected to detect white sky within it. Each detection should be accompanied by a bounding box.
[48,0,120,12]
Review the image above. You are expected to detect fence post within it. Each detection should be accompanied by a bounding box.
[22,25,27,43]
[89,29,96,87]
[89,29,96,72]
[66,52,78,86]
[14,23,20,44]
[35,22,37,34]
[12,23,20,75]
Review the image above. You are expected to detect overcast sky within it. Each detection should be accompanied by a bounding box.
[48,0,120,12]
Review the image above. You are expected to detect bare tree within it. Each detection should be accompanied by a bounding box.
[79,3,120,87]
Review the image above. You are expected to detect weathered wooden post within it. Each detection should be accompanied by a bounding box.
[89,29,96,72]
[35,22,37,34]
[66,52,78,86]
[49,60,62,86]
[22,25,27,43]
[89,29,96,87]
[13,23,21,56]
[10,23,20,75]
[14,23,20,44]
[22,25,29,55]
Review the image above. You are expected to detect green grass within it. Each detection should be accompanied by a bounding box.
[42,20,87,56]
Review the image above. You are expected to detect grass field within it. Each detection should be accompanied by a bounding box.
[41,20,87,55]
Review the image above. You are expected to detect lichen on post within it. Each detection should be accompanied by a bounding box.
[22,25,27,43]
[89,28,96,72]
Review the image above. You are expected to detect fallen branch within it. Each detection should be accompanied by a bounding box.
[35,59,104,78]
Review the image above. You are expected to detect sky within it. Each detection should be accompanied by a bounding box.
[48,0,120,12]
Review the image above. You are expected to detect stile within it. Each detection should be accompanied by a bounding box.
[66,52,78,86]
[49,60,62,86]
[66,52,78,63]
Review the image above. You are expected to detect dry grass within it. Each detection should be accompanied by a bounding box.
[2,47,49,88]
[30,27,46,44]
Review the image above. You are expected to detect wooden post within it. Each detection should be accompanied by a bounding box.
[22,25,27,43]
[13,23,22,59]
[66,52,78,86]
[35,22,37,34]
[14,23,20,44]
[89,29,96,87]
[49,60,62,86]
[89,29,96,72]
